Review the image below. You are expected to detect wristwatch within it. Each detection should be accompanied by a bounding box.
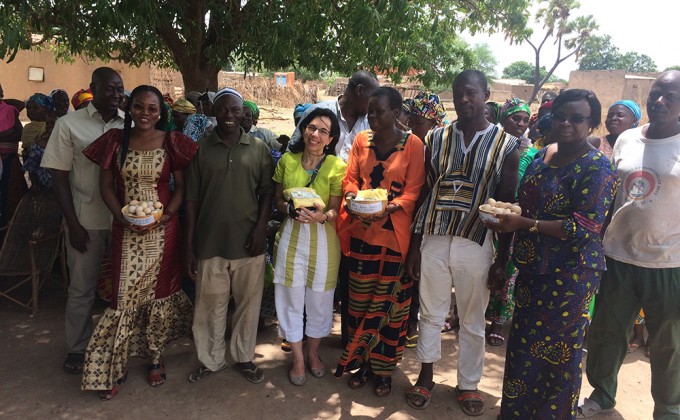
[529,219,539,233]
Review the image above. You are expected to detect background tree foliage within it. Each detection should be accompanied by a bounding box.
[501,60,563,83]
[579,34,657,73]
[514,0,596,103]
[0,0,530,92]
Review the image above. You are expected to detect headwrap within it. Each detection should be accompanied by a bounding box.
[185,91,202,105]
[157,102,175,132]
[536,114,553,135]
[49,89,67,98]
[410,92,446,124]
[243,100,259,118]
[610,100,642,128]
[214,88,242,105]
[402,99,414,114]
[162,93,174,107]
[485,102,502,123]
[71,89,93,109]
[500,98,531,122]
[529,100,553,127]
[183,114,211,142]
[294,103,313,122]
[172,98,197,114]
[27,93,54,111]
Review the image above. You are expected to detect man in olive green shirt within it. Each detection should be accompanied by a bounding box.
[185,87,274,384]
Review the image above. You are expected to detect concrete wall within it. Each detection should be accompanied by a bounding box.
[0,48,153,113]
[568,70,658,123]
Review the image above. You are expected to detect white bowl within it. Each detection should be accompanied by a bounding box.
[122,205,163,226]
[478,206,501,225]
[349,199,387,216]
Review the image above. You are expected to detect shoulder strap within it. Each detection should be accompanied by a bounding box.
[305,155,327,188]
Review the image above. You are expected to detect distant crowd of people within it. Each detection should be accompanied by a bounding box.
[0,65,678,419]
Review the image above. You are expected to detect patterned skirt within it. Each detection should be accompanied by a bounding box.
[81,219,192,391]
[81,291,192,390]
[334,237,412,377]
[500,268,601,419]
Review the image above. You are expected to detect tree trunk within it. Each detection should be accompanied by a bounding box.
[175,58,221,93]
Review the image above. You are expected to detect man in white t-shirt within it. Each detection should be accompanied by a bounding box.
[580,70,680,419]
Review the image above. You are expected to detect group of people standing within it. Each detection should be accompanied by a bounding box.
[2,64,678,419]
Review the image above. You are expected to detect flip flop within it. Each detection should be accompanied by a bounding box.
[487,333,505,346]
[456,386,485,417]
[405,334,419,348]
[374,376,392,397]
[63,352,85,375]
[234,362,265,384]
[148,361,166,387]
[188,364,227,383]
[405,383,435,410]
[99,373,128,401]
[348,368,373,389]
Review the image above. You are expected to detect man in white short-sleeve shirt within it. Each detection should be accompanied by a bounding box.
[41,67,125,375]
[288,70,379,162]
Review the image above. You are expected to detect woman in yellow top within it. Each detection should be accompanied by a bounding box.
[272,108,346,386]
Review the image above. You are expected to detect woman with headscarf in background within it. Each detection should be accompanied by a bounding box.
[243,100,284,152]
[49,89,70,118]
[500,98,531,152]
[0,82,25,227]
[528,99,554,141]
[485,101,502,125]
[71,89,94,111]
[589,100,642,159]
[397,99,412,131]
[408,92,447,142]
[171,99,197,133]
[23,113,57,190]
[21,93,54,159]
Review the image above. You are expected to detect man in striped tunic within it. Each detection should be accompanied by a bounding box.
[404,70,520,416]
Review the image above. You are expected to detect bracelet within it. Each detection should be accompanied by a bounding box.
[529,219,539,233]
[165,210,176,217]
[320,213,329,224]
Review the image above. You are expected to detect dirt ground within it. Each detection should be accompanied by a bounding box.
[1,100,653,419]
[0,277,654,420]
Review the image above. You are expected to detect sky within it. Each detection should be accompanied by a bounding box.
[466,0,677,80]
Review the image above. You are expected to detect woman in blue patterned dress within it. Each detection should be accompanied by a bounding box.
[487,89,618,419]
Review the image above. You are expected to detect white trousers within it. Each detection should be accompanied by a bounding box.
[416,233,493,390]
[275,284,335,343]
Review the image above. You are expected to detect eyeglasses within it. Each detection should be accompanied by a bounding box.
[305,124,330,137]
[552,113,591,124]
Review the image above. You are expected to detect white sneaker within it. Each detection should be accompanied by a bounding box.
[576,398,615,418]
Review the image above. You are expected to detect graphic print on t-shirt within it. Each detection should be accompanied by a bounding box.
[624,167,661,204]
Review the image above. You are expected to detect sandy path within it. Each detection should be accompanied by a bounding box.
[0,282,653,419]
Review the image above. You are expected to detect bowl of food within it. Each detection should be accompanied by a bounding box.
[478,198,521,225]
[122,199,163,226]
[348,188,388,217]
